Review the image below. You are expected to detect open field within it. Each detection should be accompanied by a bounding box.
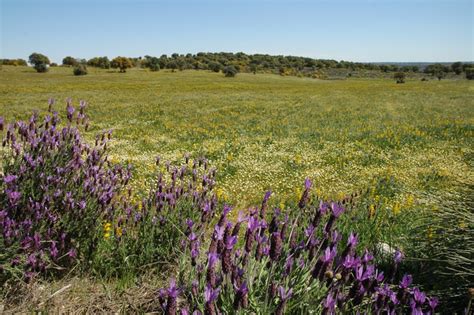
[1,66,473,208]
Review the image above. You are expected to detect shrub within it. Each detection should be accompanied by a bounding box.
[223,65,237,77]
[208,62,222,73]
[157,180,437,314]
[465,67,474,80]
[73,64,88,76]
[0,99,131,283]
[92,155,220,277]
[0,102,221,282]
[394,72,406,84]
[111,56,133,73]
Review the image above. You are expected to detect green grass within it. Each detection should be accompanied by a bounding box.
[1,66,473,209]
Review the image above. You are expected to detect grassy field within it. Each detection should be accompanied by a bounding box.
[1,65,472,209]
[1,65,473,312]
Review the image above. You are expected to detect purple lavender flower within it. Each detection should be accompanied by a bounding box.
[275,286,293,315]
[3,174,17,185]
[394,250,404,264]
[204,284,220,315]
[399,274,413,289]
[347,232,358,248]
[330,202,344,218]
[413,287,426,304]
[165,278,180,315]
[7,190,21,206]
[428,297,438,311]
[233,281,249,310]
[0,116,4,131]
[260,190,272,218]
[322,294,336,315]
[270,232,283,261]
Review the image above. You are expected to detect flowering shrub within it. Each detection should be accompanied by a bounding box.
[0,99,133,282]
[0,100,224,282]
[92,155,220,277]
[158,180,438,314]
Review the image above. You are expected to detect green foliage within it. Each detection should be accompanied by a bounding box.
[0,59,27,66]
[168,60,178,72]
[28,52,50,73]
[465,67,474,80]
[451,62,463,75]
[223,65,237,77]
[87,56,111,69]
[424,64,449,80]
[402,184,474,313]
[143,56,160,71]
[73,64,88,76]
[62,56,78,66]
[111,56,133,73]
[394,72,406,83]
[208,61,222,73]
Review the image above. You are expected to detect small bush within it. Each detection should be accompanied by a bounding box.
[34,63,48,73]
[223,65,237,77]
[73,64,88,76]
[465,67,474,80]
[394,72,405,84]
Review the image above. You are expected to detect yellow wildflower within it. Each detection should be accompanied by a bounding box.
[392,202,401,215]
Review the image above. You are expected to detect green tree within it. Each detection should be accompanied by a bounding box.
[62,56,78,66]
[451,62,463,75]
[424,64,448,81]
[29,53,50,73]
[465,67,474,80]
[168,60,177,72]
[111,56,133,73]
[144,56,160,71]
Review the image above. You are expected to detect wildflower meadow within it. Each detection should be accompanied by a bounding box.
[0,66,473,313]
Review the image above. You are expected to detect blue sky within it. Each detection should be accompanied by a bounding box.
[1,0,473,63]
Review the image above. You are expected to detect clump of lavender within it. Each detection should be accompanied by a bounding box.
[0,99,130,282]
[159,179,437,314]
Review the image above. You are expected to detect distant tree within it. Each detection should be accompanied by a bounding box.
[159,55,168,68]
[62,56,78,66]
[144,56,160,71]
[87,56,110,69]
[168,60,177,72]
[466,67,474,80]
[50,63,58,67]
[1,59,28,66]
[249,63,258,74]
[208,61,222,72]
[411,66,419,73]
[424,64,448,80]
[29,53,50,73]
[73,64,88,76]
[451,62,463,75]
[394,72,406,83]
[223,65,237,77]
[111,56,132,73]
[279,67,286,76]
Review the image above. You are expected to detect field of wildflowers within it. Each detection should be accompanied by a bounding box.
[0,66,473,313]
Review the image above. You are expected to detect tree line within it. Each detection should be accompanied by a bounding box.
[2,52,473,80]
